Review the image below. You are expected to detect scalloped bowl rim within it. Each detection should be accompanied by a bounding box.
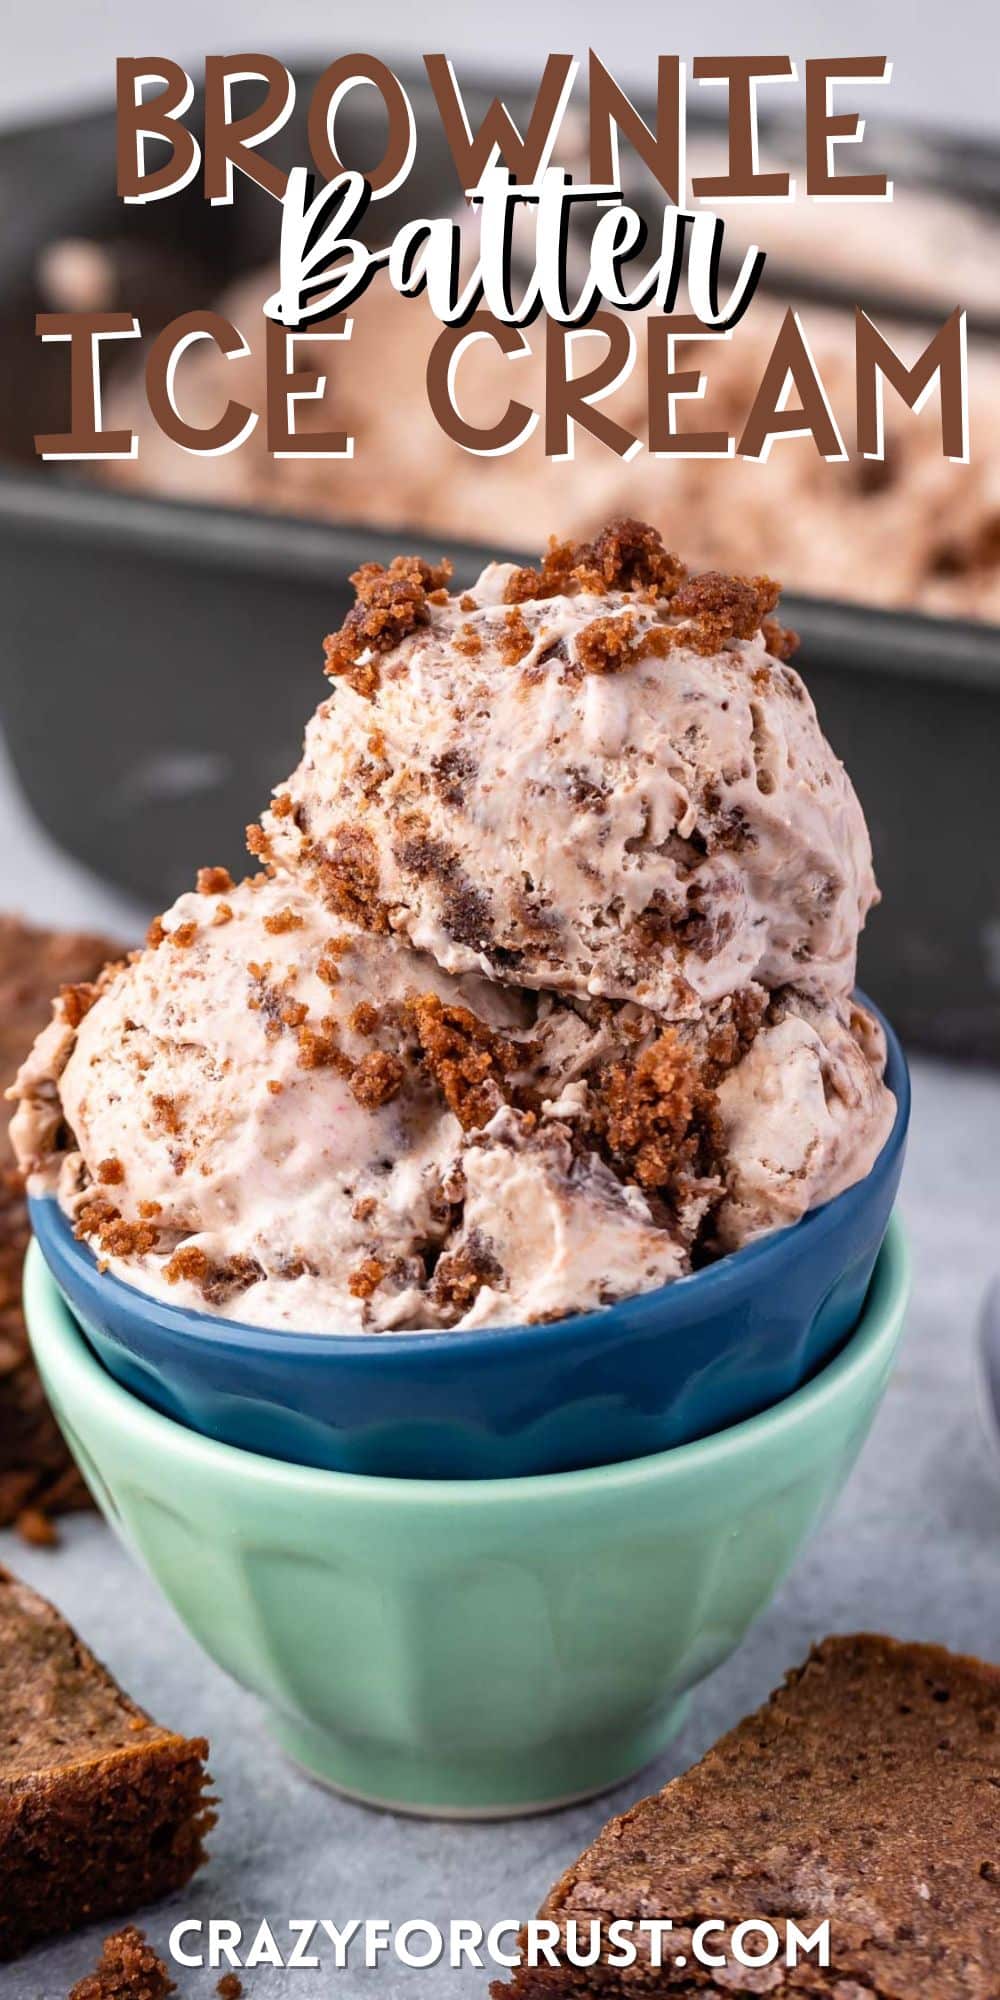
[25,1215,909,1501]
[29,992,909,1367]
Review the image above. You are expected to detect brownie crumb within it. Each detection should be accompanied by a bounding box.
[429,1228,503,1314]
[60,979,105,1027]
[245,824,272,864]
[68,1926,176,2000]
[454,621,483,656]
[349,1047,405,1110]
[196,866,233,896]
[310,827,391,934]
[217,1978,243,2000]
[167,922,197,951]
[200,1255,263,1306]
[270,792,295,819]
[499,607,534,665]
[670,570,780,654]
[96,1157,125,1186]
[14,1505,58,1548]
[350,1001,380,1036]
[761,614,800,661]
[150,1093,182,1136]
[574,609,671,676]
[75,1205,158,1261]
[409,994,521,1131]
[348,1256,386,1300]
[504,519,687,604]
[595,1030,722,1209]
[163,1245,209,1286]
[324,554,453,696]
[297,1017,354,1075]
[262,906,304,936]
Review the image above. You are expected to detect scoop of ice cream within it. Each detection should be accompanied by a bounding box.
[713,992,896,1250]
[11,873,529,1330]
[261,522,877,1016]
[10,872,709,1330]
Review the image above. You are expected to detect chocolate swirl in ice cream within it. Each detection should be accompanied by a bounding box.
[9,523,895,1332]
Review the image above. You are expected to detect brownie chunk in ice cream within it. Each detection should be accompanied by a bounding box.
[9,524,895,1333]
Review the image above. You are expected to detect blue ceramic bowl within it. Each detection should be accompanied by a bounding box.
[30,998,908,1481]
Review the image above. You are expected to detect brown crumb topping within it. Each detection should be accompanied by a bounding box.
[349,1048,405,1110]
[574,608,667,675]
[146,917,166,951]
[262,906,304,935]
[245,823,273,864]
[270,792,295,819]
[324,554,453,697]
[60,977,105,1027]
[168,921,198,950]
[504,519,687,604]
[296,1017,354,1075]
[409,993,522,1131]
[762,614,800,661]
[96,1157,125,1186]
[454,622,483,656]
[348,1255,386,1300]
[350,1001,380,1036]
[217,1977,243,2000]
[164,1245,209,1286]
[498,607,533,665]
[212,901,234,926]
[500,521,789,661]
[75,1201,158,1261]
[670,570,780,653]
[196,865,233,895]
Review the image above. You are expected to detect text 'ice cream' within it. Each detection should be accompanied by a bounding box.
[10,520,895,1332]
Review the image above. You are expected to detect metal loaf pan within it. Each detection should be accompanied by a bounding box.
[0,74,998,1059]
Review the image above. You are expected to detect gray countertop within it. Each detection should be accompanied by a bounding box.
[3,742,1000,2000]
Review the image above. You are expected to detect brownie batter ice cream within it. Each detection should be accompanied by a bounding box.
[263,522,875,1015]
[10,522,896,1333]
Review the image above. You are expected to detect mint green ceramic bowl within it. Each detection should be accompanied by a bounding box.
[24,1219,909,1819]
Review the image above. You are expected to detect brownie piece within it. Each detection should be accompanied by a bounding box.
[495,1635,999,2000]
[68,1926,176,1999]
[0,1566,214,1961]
[0,912,120,1535]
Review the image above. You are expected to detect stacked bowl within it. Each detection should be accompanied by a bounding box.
[25,1014,909,1817]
